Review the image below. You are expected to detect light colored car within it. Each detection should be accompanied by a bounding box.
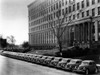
[44,56,55,65]
[65,59,82,71]
[57,58,71,69]
[39,56,48,64]
[49,57,62,67]
[74,60,99,75]
[35,55,43,63]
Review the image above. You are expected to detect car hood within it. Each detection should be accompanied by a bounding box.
[59,61,66,64]
[52,60,59,62]
[67,63,76,65]
[79,64,89,67]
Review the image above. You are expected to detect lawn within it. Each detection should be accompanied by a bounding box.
[27,49,59,56]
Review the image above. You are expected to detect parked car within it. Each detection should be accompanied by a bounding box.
[57,58,71,69]
[74,60,99,74]
[49,57,62,67]
[39,56,48,64]
[31,55,38,63]
[35,55,43,63]
[44,56,55,65]
[64,59,82,71]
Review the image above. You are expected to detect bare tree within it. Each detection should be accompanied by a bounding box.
[7,35,16,46]
[44,1,74,56]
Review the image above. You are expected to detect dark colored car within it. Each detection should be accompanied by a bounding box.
[74,60,99,74]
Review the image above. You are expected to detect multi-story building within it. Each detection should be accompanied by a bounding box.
[28,0,100,49]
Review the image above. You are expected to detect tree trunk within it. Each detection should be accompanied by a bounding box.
[58,40,62,56]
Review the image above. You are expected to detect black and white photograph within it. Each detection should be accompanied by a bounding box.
[0,0,100,75]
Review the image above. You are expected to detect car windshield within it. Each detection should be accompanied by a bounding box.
[82,62,89,65]
[62,60,67,62]
[69,60,76,64]
[54,58,61,61]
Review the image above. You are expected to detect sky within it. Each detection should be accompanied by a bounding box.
[0,0,35,45]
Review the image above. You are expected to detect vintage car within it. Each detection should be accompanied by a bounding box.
[65,59,82,71]
[44,56,55,65]
[74,60,99,74]
[57,58,71,69]
[38,56,48,64]
[49,57,62,67]
[34,55,43,63]
[31,55,38,63]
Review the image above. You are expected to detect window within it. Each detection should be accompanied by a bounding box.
[77,2,80,10]
[69,16,71,20]
[86,10,89,16]
[69,0,71,3]
[62,0,64,6]
[92,0,95,5]
[98,7,100,15]
[86,0,89,7]
[59,10,61,16]
[92,8,95,16]
[66,0,67,5]
[66,7,68,14]
[59,1,61,8]
[98,0,100,3]
[73,4,75,11]
[98,21,100,41]
[66,17,67,22]
[73,15,75,20]
[69,6,71,13]
[62,9,64,15]
[77,13,79,19]
[54,4,56,10]
[51,6,53,11]
[81,0,84,8]
[82,12,84,17]
[56,2,58,9]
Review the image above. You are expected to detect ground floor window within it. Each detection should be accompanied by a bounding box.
[98,21,100,41]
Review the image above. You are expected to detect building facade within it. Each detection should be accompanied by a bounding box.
[28,0,100,49]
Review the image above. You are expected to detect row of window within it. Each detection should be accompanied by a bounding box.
[29,0,100,21]
[31,31,56,44]
[29,0,74,16]
[29,0,75,20]
[31,21,100,45]
[30,6,100,27]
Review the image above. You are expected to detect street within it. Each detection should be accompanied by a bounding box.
[0,55,99,75]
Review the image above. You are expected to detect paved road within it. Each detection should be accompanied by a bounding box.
[0,55,99,75]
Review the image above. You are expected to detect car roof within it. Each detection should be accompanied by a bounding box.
[71,59,82,61]
[62,58,71,60]
[82,60,95,63]
[54,57,62,59]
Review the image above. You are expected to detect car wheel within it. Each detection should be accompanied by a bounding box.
[95,67,98,73]
[85,69,89,75]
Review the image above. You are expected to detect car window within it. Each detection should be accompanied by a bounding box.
[76,61,81,64]
[67,60,70,62]
[89,62,93,65]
